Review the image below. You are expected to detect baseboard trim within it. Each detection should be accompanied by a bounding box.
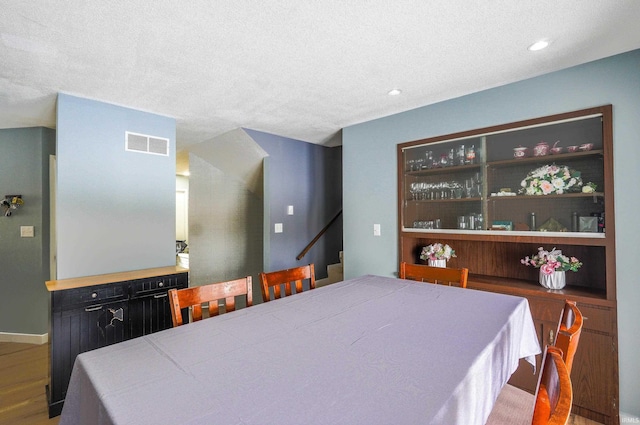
[0,332,48,344]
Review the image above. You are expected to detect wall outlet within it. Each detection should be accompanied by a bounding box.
[287,205,294,215]
[20,226,35,237]
[373,224,381,236]
[274,223,283,233]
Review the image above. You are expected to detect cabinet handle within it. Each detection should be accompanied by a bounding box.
[158,282,164,287]
[154,293,167,299]
[85,305,103,312]
[549,329,554,344]
[91,292,98,298]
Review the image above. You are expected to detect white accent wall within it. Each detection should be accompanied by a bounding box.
[55,94,176,279]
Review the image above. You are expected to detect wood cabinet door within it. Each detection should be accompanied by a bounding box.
[570,329,616,423]
[507,318,557,393]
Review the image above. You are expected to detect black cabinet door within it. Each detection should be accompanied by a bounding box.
[49,299,128,410]
[128,272,187,338]
[128,291,173,338]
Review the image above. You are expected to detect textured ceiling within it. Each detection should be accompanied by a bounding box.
[2,1,640,149]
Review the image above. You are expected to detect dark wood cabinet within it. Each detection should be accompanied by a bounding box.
[569,303,618,423]
[397,105,619,424]
[46,266,188,417]
[470,283,618,424]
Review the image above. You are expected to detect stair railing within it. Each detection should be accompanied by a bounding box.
[296,209,342,260]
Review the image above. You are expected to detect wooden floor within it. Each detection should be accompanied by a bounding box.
[0,343,59,425]
[0,342,602,425]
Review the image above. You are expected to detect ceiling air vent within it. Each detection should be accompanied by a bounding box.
[125,132,169,156]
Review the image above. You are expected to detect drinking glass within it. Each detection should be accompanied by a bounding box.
[425,151,433,169]
[457,216,468,229]
[465,178,475,198]
[456,145,466,165]
[475,214,484,230]
[465,145,476,164]
[467,213,476,230]
[409,183,418,200]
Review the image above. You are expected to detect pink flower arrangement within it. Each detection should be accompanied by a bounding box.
[521,247,582,274]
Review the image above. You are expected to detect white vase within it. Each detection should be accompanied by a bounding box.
[539,270,566,290]
[428,259,447,268]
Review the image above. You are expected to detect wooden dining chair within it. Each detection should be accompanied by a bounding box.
[168,276,253,327]
[553,300,583,375]
[259,264,315,302]
[486,345,573,425]
[399,262,468,288]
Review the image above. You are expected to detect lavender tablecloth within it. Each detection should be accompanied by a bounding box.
[59,274,540,425]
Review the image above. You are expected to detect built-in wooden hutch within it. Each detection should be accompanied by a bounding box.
[397,105,618,424]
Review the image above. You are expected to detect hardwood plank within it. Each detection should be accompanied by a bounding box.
[0,343,59,425]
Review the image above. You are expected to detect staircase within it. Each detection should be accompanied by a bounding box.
[316,251,343,287]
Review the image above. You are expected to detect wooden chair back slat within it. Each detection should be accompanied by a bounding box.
[259,264,315,302]
[532,345,573,425]
[168,276,253,327]
[399,262,468,288]
[192,304,203,322]
[553,300,583,374]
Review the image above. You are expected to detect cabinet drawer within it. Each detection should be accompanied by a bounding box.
[576,303,613,334]
[525,296,564,323]
[52,284,127,311]
[129,273,187,297]
[527,298,613,334]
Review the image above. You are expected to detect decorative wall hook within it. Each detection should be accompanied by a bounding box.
[1,195,23,217]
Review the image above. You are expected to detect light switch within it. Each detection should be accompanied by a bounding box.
[20,226,35,238]
[373,224,381,236]
[274,223,283,233]
[287,205,294,215]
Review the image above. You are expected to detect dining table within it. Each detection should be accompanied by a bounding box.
[58,274,540,425]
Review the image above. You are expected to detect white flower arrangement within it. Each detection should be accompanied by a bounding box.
[420,243,456,261]
[519,164,583,196]
[582,182,597,193]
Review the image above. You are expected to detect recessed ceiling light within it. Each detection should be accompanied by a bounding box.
[388,89,402,96]
[528,40,549,51]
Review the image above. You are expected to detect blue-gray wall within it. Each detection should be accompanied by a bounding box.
[245,129,343,277]
[56,94,177,279]
[0,127,55,335]
[342,49,640,417]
